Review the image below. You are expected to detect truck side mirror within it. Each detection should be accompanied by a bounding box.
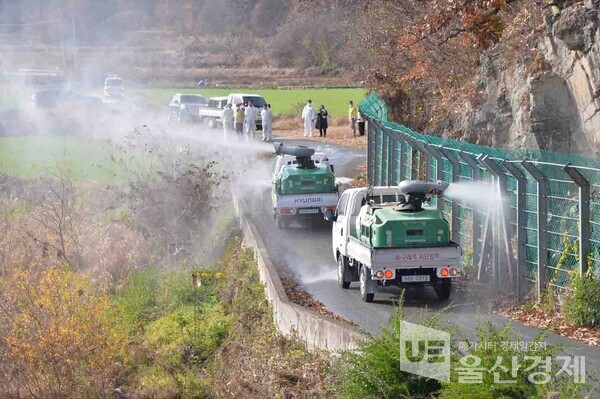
[330,165,335,173]
[324,209,336,222]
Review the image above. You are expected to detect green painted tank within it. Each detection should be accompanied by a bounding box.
[359,206,450,248]
[273,143,336,195]
[276,164,336,195]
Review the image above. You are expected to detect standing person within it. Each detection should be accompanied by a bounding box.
[357,106,365,136]
[221,103,234,138]
[261,103,272,142]
[316,104,328,137]
[235,105,244,140]
[301,100,315,137]
[348,100,358,136]
[244,100,256,141]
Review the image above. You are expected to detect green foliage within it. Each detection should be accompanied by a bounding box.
[563,269,600,328]
[462,248,475,278]
[113,268,162,335]
[335,300,442,399]
[540,285,556,315]
[439,322,554,399]
[144,302,233,367]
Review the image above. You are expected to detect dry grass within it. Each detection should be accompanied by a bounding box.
[272,116,367,150]
[211,241,336,399]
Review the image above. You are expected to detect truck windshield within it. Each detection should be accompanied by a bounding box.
[105,79,123,87]
[243,96,266,107]
[181,95,206,104]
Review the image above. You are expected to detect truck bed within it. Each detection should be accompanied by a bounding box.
[347,236,462,269]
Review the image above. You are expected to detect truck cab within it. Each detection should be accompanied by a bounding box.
[271,144,339,229]
[104,76,124,99]
[328,184,462,302]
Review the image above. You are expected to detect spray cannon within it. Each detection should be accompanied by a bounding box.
[397,180,449,196]
[394,180,449,212]
[274,142,316,169]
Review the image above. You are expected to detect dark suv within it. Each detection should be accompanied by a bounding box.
[168,93,207,122]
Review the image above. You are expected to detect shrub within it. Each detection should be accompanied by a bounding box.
[439,321,589,399]
[335,300,443,399]
[563,269,600,328]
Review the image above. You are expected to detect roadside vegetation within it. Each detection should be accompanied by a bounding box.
[0,128,336,398]
[335,301,594,399]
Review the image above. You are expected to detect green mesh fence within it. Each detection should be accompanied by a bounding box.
[361,93,600,293]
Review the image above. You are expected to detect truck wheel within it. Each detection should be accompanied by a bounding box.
[276,215,285,229]
[359,265,374,303]
[337,255,350,289]
[207,118,215,129]
[435,279,452,300]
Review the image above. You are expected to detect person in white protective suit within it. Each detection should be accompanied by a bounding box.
[221,103,234,138]
[261,103,272,141]
[301,100,315,137]
[244,100,257,141]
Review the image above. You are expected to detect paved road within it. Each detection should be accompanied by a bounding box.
[242,138,600,375]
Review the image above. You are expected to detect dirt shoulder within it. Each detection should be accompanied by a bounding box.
[272,116,367,151]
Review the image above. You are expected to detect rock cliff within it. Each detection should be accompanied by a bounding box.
[465,0,599,156]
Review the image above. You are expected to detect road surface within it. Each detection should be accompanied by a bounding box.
[244,138,600,374]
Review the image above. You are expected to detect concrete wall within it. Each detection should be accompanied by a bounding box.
[232,194,367,352]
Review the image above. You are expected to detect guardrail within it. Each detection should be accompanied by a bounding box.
[232,191,366,351]
[361,93,600,301]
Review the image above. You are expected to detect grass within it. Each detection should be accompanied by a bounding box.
[0,136,121,180]
[132,87,367,116]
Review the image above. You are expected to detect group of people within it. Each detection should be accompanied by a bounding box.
[221,98,366,142]
[221,102,273,141]
[301,100,365,138]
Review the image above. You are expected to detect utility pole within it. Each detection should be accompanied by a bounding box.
[59,0,66,70]
[71,0,77,69]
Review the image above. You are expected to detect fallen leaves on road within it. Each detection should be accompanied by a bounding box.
[281,278,356,326]
[499,305,600,347]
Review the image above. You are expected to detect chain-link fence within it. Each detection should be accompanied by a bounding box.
[360,93,600,300]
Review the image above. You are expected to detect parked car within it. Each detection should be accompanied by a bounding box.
[32,89,103,110]
[104,76,125,99]
[227,93,266,130]
[198,96,228,128]
[168,93,207,123]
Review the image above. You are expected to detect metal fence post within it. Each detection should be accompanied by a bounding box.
[522,161,548,301]
[564,164,591,276]
[400,139,407,182]
[459,152,482,270]
[477,155,505,290]
[366,117,374,185]
[404,134,429,182]
[439,147,461,244]
[424,144,444,212]
[503,162,528,301]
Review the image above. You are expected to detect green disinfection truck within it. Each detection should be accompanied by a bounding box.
[325,181,462,302]
[271,143,339,229]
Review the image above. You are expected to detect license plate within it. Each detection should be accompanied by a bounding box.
[401,275,430,283]
[299,208,319,214]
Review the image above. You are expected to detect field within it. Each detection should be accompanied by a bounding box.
[0,136,122,180]
[132,87,366,117]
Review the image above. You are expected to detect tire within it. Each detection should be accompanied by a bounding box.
[276,215,285,229]
[435,279,452,300]
[207,118,215,129]
[359,265,374,302]
[337,255,351,289]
